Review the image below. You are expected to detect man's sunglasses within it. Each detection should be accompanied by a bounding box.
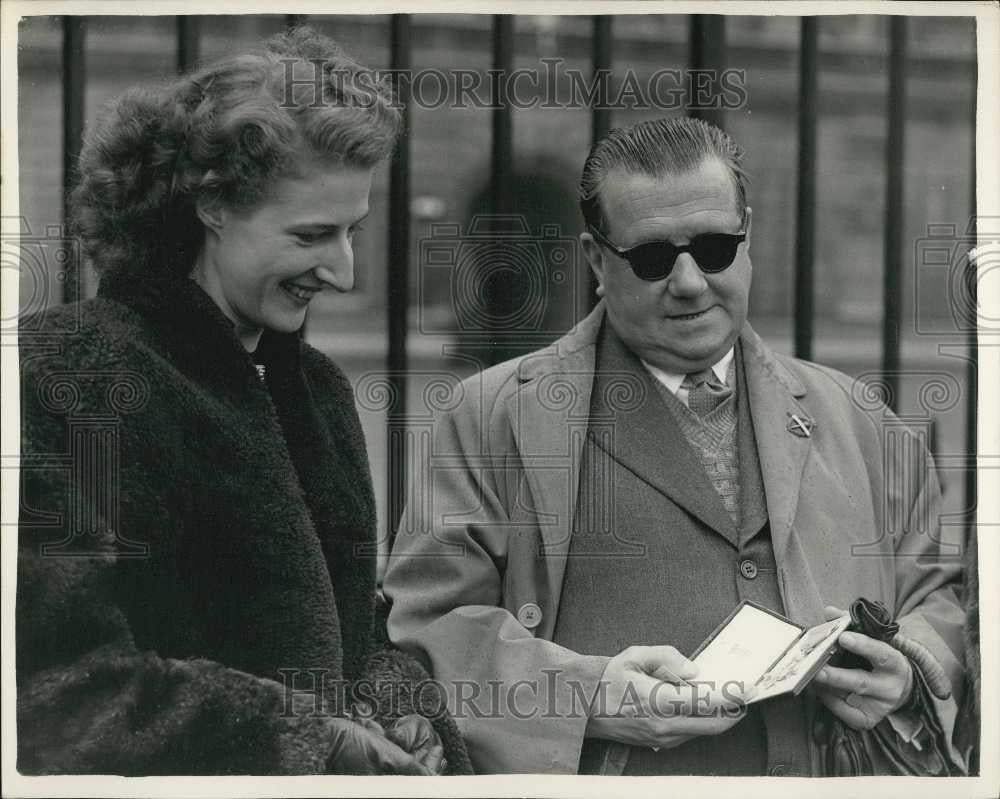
[588,216,748,282]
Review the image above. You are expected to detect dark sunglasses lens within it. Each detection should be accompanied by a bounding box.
[628,242,678,281]
[623,233,743,280]
[690,234,741,272]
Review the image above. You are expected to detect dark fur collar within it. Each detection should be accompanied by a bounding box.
[97,267,302,390]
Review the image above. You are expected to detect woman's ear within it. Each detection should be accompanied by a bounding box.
[195,198,226,235]
[580,231,607,298]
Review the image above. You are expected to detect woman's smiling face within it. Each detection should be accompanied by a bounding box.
[192,160,373,350]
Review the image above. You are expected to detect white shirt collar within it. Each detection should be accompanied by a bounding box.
[640,347,735,397]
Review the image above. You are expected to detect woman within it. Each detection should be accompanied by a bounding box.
[17,26,469,776]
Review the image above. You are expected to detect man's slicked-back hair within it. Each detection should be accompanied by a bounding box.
[579,116,748,234]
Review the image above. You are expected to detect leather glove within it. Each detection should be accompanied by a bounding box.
[831,598,899,672]
[385,714,447,775]
[325,716,433,775]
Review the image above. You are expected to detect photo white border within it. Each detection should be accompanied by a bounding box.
[2,2,997,797]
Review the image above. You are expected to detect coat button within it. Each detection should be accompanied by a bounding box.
[739,558,759,580]
[517,602,543,629]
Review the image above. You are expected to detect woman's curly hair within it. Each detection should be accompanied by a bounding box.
[71,26,401,280]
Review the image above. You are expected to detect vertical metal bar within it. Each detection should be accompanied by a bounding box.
[881,16,907,412]
[176,16,201,73]
[491,15,514,217]
[488,14,514,366]
[282,12,309,336]
[688,15,726,131]
[588,15,613,308]
[794,17,818,360]
[291,11,310,341]
[591,16,613,146]
[62,16,86,304]
[386,13,412,548]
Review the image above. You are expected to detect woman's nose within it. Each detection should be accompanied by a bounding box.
[666,253,707,298]
[314,241,355,293]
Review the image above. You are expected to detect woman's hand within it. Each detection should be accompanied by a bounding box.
[811,605,914,731]
[325,716,433,775]
[385,714,447,775]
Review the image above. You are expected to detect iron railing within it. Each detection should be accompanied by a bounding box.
[53,13,978,548]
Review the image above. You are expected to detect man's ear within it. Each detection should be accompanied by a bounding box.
[580,232,607,298]
[196,198,226,235]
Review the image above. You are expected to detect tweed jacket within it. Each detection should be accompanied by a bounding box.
[16,268,471,775]
[383,302,968,775]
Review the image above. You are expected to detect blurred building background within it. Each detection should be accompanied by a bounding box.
[16,13,978,561]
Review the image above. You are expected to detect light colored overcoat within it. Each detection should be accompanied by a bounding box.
[384,303,967,775]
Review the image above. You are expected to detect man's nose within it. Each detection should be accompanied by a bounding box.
[314,238,355,293]
[666,253,707,298]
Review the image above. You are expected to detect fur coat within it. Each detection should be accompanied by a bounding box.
[16,267,470,775]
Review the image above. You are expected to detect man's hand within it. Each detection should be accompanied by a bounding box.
[325,716,434,775]
[585,645,745,750]
[811,605,914,731]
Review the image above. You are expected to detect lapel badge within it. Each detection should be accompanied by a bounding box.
[786,412,814,438]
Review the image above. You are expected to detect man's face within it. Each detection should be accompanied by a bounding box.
[582,159,752,374]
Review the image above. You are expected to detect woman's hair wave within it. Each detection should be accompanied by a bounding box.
[72,26,401,280]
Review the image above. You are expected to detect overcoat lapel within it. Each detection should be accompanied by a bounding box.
[740,326,814,576]
[588,322,739,546]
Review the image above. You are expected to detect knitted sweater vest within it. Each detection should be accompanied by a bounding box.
[652,357,741,528]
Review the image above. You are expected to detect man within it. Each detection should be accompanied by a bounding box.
[383,118,968,776]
